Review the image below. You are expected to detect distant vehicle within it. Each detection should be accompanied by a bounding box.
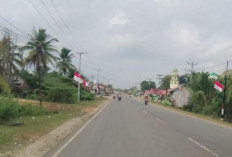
[118,95,122,101]
[145,96,148,105]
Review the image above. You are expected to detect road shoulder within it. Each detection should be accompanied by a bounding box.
[10,99,110,157]
[133,96,232,130]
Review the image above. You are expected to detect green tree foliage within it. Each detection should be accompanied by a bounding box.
[0,75,11,96]
[179,73,189,85]
[160,75,171,89]
[140,80,156,92]
[56,48,75,76]
[21,28,58,107]
[41,72,78,103]
[0,34,22,83]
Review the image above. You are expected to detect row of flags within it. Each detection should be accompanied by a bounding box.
[73,72,105,89]
[73,72,89,87]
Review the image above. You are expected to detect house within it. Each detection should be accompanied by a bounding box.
[168,85,191,108]
[145,88,167,97]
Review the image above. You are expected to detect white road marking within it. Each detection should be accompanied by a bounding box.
[52,103,109,157]
[144,111,148,114]
[155,118,164,124]
[188,137,218,157]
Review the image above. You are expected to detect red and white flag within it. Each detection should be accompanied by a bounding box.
[214,81,224,92]
[73,72,83,83]
[83,79,89,87]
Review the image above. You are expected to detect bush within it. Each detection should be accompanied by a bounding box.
[0,76,11,96]
[189,91,207,113]
[0,98,51,123]
[81,90,95,101]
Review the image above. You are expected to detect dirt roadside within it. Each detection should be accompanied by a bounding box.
[4,99,110,157]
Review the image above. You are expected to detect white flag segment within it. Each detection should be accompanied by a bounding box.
[214,81,223,92]
[73,72,83,83]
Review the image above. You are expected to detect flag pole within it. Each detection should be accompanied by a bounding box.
[221,60,228,120]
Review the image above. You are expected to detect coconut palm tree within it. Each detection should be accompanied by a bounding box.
[56,47,75,76]
[21,28,58,107]
[0,34,22,82]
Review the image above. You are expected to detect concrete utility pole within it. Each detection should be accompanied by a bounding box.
[187,62,198,74]
[221,60,229,120]
[96,68,101,93]
[76,52,88,103]
[157,74,163,88]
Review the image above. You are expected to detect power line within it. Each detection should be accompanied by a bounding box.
[28,0,75,50]
[50,0,84,51]
[39,0,74,49]
[0,26,29,41]
[0,15,26,35]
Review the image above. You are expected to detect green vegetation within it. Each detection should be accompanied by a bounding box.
[140,80,156,92]
[182,72,232,121]
[0,76,11,96]
[0,97,107,152]
[56,47,75,76]
[0,98,50,124]
[159,75,171,90]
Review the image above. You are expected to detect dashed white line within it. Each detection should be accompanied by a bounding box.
[188,137,218,157]
[143,111,148,114]
[155,118,164,124]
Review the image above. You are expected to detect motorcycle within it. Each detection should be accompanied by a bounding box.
[113,96,116,99]
[145,96,148,105]
[118,96,122,101]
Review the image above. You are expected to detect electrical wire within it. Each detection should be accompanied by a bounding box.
[50,0,84,51]
[0,25,29,41]
[39,0,74,48]
[0,15,26,35]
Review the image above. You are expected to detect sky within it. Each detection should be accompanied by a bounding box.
[1,0,232,88]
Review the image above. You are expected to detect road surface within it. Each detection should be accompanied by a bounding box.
[46,96,232,157]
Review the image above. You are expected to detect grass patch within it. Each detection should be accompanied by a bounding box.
[0,96,107,153]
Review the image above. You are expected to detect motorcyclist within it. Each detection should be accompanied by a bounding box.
[117,92,122,101]
[144,93,149,105]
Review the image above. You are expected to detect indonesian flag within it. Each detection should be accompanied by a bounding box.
[214,81,224,92]
[83,79,89,87]
[73,72,83,83]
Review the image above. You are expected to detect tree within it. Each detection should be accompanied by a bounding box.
[0,34,22,83]
[56,47,75,76]
[179,73,189,85]
[160,75,171,89]
[140,80,156,92]
[21,28,58,107]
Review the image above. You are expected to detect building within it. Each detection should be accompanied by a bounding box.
[170,68,179,89]
[169,85,191,108]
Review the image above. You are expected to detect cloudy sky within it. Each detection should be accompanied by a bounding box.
[1,0,232,88]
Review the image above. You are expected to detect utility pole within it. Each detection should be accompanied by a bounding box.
[187,62,198,74]
[221,60,229,120]
[96,68,101,94]
[157,74,163,88]
[76,52,88,103]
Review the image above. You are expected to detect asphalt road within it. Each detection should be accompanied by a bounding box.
[47,95,232,157]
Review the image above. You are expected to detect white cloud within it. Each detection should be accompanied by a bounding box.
[108,11,129,28]
[169,21,201,46]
